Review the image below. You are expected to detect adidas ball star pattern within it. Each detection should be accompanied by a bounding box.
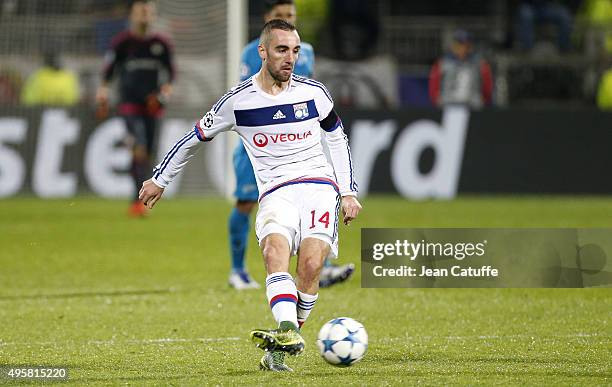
[317,317,368,367]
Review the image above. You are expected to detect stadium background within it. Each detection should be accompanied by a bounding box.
[1,0,611,198]
[0,0,610,384]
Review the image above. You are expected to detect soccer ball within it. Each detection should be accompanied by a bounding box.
[316,317,368,367]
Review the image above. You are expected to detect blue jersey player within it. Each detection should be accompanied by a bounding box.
[228,0,354,289]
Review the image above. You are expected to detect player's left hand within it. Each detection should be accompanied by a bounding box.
[139,179,165,209]
[341,195,362,226]
[160,83,173,100]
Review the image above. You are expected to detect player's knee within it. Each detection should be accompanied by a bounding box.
[261,236,289,261]
[262,243,278,261]
[263,246,282,262]
[262,241,290,273]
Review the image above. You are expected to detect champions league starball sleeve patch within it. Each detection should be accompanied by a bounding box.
[203,112,214,128]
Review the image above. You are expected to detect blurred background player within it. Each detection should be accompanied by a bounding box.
[429,29,493,109]
[21,50,80,107]
[228,0,355,290]
[96,0,175,217]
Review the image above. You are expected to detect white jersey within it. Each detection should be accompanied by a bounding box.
[152,74,358,199]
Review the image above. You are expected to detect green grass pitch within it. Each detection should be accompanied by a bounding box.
[0,196,610,385]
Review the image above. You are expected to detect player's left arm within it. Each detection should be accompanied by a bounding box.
[318,94,362,225]
[340,194,361,226]
[96,36,123,107]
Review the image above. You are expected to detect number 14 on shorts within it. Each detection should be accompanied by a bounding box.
[309,210,330,229]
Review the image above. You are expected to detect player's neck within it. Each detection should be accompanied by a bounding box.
[255,70,289,96]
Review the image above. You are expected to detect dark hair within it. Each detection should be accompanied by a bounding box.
[262,18,296,33]
[264,0,294,13]
[259,19,297,46]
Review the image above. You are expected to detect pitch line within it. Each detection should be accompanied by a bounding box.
[91,337,243,345]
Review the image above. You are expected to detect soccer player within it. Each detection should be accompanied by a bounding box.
[96,0,175,217]
[139,20,361,372]
[229,0,355,289]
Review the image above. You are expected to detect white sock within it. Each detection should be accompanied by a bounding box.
[297,290,318,328]
[265,272,298,328]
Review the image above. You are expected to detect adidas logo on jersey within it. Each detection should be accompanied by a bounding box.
[272,110,286,120]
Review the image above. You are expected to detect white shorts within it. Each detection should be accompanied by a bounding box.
[255,183,340,259]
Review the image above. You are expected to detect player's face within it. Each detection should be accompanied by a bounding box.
[130,1,156,28]
[262,29,301,83]
[264,4,297,25]
[451,41,471,60]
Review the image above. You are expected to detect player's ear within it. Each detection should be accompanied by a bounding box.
[258,44,266,61]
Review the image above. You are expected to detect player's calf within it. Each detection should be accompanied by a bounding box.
[296,237,329,294]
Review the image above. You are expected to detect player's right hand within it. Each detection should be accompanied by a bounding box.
[139,179,165,209]
[95,86,110,120]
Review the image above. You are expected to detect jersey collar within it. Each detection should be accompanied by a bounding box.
[252,73,294,99]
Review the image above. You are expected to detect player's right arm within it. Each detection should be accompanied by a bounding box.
[139,94,236,208]
[96,34,125,105]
